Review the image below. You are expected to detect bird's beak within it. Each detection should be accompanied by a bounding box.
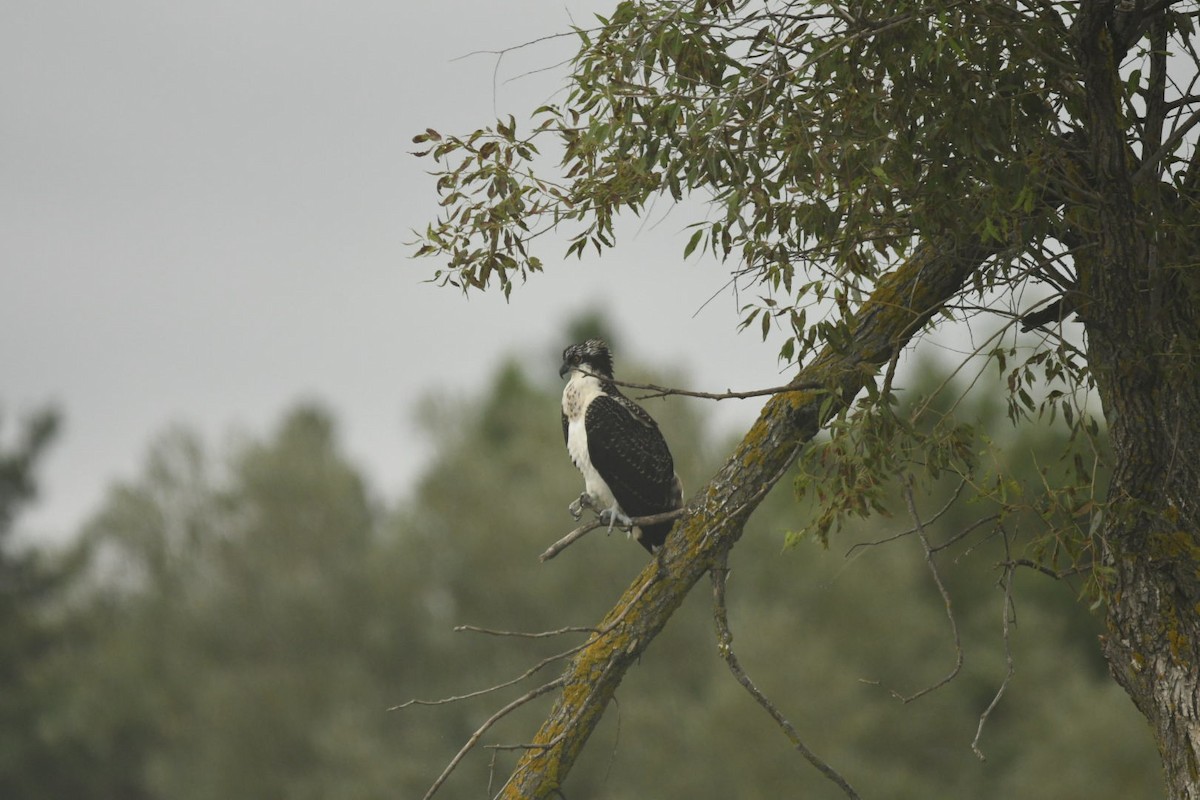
[558,362,571,379]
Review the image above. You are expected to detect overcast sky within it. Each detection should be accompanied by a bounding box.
[3,1,798,542]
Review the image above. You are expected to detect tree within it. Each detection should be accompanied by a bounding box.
[37,407,415,800]
[0,407,65,798]
[414,0,1200,796]
[0,407,59,539]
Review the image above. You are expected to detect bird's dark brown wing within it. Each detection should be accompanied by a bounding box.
[584,393,679,550]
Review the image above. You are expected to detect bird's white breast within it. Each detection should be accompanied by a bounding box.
[562,370,618,511]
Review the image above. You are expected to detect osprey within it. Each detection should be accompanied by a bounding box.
[559,339,683,553]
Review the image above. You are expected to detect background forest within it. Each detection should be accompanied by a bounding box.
[3,326,1164,798]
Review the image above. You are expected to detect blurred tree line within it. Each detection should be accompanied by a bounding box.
[2,335,1164,798]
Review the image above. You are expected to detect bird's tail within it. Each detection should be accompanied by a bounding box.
[634,474,685,553]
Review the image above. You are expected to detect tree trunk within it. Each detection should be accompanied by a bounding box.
[1087,212,1200,797]
[1074,4,1200,796]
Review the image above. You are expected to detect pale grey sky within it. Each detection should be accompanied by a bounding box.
[3,1,791,541]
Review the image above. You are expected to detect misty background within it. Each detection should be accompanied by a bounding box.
[3,0,783,542]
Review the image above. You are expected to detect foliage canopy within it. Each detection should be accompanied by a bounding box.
[414,0,1200,796]
[412,0,1119,552]
[410,0,1200,576]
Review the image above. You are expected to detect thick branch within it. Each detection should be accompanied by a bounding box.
[499,235,998,798]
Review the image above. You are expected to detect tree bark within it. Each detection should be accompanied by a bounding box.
[498,235,996,798]
[1073,3,1200,796]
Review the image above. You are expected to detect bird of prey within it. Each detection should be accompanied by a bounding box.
[559,339,683,553]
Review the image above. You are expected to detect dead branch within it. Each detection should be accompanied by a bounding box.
[493,657,624,797]
[420,678,564,800]
[845,478,969,556]
[582,369,826,402]
[931,514,1001,554]
[398,576,660,711]
[454,624,598,638]
[540,499,689,561]
[710,557,862,800]
[407,574,659,799]
[1001,557,1091,580]
[390,642,580,711]
[539,518,605,561]
[1133,106,1200,185]
[893,479,964,703]
[972,526,1018,760]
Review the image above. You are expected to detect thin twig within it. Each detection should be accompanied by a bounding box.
[454,624,598,638]
[880,337,904,400]
[710,556,861,800]
[484,572,660,798]
[581,369,825,402]
[449,30,582,63]
[1134,106,1200,185]
[494,659,622,798]
[484,743,552,751]
[1001,557,1091,580]
[397,575,661,711]
[603,696,621,788]
[411,572,656,800]
[973,527,1018,760]
[931,513,1002,554]
[421,679,564,800]
[845,478,969,556]
[540,502,689,561]
[390,642,578,710]
[894,480,964,703]
[539,519,605,561]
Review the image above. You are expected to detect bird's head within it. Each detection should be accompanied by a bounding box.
[559,338,614,380]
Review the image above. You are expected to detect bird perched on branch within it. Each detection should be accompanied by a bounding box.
[559,339,683,553]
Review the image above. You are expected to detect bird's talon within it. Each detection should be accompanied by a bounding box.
[599,508,633,534]
[568,491,592,522]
